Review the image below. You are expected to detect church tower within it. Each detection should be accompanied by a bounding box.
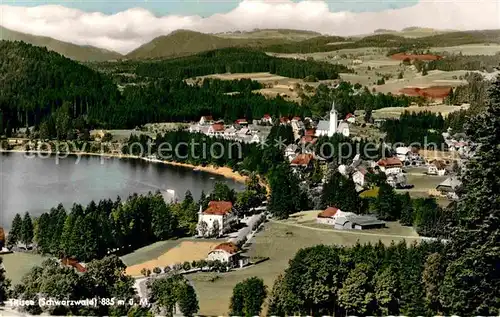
[328,100,338,137]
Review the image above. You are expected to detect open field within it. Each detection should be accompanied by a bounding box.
[432,44,500,56]
[193,72,336,102]
[124,240,222,276]
[2,252,46,285]
[370,103,469,119]
[190,221,421,315]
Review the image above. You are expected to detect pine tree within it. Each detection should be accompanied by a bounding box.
[7,213,22,247]
[440,77,500,315]
[0,257,11,305]
[21,212,34,246]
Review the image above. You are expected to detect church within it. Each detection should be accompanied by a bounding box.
[315,101,350,137]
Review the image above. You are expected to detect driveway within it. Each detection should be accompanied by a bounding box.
[227,213,262,244]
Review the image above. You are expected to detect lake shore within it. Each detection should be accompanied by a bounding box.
[0,149,248,184]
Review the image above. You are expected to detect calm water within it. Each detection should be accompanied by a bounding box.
[0,153,245,228]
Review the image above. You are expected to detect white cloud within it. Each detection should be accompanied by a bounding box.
[1,0,499,54]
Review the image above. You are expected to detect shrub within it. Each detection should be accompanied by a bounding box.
[182,261,191,271]
[140,268,151,277]
[163,266,171,274]
[152,267,161,274]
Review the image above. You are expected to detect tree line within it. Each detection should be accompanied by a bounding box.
[381,111,446,147]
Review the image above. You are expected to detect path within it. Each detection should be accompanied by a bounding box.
[269,219,433,241]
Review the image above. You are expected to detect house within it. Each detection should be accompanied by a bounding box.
[207,242,248,268]
[290,153,314,170]
[316,207,341,225]
[334,213,386,230]
[377,157,403,175]
[304,128,316,136]
[436,177,462,200]
[61,257,87,273]
[396,147,412,162]
[207,123,225,137]
[261,114,273,125]
[198,201,238,237]
[345,113,356,124]
[199,116,214,125]
[315,101,350,137]
[428,160,447,176]
[285,144,299,161]
[280,117,290,125]
[235,118,248,126]
[224,126,237,138]
[353,167,369,190]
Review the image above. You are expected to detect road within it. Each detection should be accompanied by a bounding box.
[227,213,263,244]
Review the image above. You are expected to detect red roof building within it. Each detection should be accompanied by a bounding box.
[305,128,316,136]
[378,157,403,167]
[235,118,248,125]
[345,113,355,120]
[263,114,271,119]
[280,117,290,124]
[62,258,87,273]
[203,201,233,215]
[291,153,314,167]
[210,123,225,132]
[212,242,239,255]
[318,207,339,218]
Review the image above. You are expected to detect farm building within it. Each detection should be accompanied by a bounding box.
[428,160,447,176]
[377,157,403,175]
[207,242,248,268]
[334,213,386,230]
[316,207,341,225]
[436,177,462,200]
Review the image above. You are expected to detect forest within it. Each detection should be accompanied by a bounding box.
[381,111,446,147]
[263,30,500,54]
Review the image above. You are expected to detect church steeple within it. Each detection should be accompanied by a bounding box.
[328,100,338,137]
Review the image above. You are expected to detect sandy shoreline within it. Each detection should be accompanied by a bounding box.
[0,149,248,183]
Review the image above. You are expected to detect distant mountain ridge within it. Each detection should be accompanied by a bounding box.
[0,26,122,62]
[125,29,317,59]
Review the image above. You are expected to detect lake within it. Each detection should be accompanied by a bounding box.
[0,152,245,228]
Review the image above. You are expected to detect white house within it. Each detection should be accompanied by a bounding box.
[396,147,412,162]
[261,114,273,125]
[207,242,248,268]
[428,160,447,176]
[199,116,214,125]
[377,157,403,175]
[316,207,342,225]
[353,167,368,190]
[345,113,356,124]
[207,123,225,137]
[285,144,299,162]
[197,201,237,237]
[315,101,350,137]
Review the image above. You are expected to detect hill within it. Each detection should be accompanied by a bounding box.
[0,26,122,62]
[217,28,321,40]
[0,41,119,135]
[264,29,500,54]
[125,29,294,59]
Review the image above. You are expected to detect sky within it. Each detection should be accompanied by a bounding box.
[1,0,499,54]
[1,0,419,16]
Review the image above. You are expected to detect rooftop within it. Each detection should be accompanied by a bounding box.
[318,207,339,218]
[211,242,239,255]
[203,201,233,215]
[378,157,403,167]
[211,123,225,132]
[291,153,314,166]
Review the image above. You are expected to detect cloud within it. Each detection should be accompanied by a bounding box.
[1,0,499,54]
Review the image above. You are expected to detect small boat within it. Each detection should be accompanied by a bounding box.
[193,168,200,172]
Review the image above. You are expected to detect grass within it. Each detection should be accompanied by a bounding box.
[1,252,46,285]
[360,186,380,198]
[190,221,420,316]
[123,239,222,276]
